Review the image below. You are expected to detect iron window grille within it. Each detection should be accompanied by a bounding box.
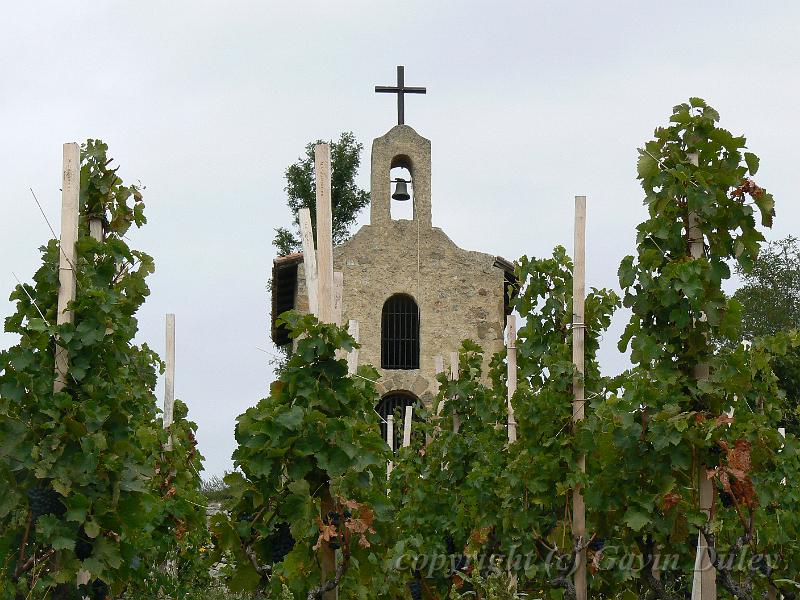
[381,294,420,369]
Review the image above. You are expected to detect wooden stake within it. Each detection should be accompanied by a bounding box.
[164,314,176,451]
[54,143,80,393]
[298,207,319,317]
[347,320,359,375]
[506,315,518,443]
[314,144,334,324]
[687,153,716,600]
[434,355,445,415]
[450,351,460,433]
[387,414,395,476]
[572,196,587,600]
[434,355,444,378]
[89,218,103,242]
[402,405,413,448]
[313,143,337,600]
[333,271,343,326]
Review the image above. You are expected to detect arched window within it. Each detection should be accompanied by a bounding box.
[381,294,420,369]
[376,392,418,452]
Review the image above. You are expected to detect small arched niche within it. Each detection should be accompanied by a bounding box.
[389,154,414,221]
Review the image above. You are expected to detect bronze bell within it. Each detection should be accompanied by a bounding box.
[391,178,411,201]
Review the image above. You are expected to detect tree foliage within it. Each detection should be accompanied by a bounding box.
[273,132,370,256]
[734,236,800,341]
[733,237,800,437]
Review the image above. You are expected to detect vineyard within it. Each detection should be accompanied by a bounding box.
[2,100,799,600]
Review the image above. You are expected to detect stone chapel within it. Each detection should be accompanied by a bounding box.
[271,76,514,445]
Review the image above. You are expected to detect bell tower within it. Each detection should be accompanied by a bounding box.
[369,125,432,228]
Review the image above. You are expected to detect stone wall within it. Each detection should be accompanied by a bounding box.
[295,225,505,405]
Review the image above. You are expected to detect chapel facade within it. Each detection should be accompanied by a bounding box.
[271,122,514,440]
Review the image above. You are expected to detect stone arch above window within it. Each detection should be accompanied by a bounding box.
[381,294,420,370]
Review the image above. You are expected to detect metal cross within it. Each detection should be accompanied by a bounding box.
[375,65,426,125]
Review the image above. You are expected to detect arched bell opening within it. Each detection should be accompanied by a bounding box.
[376,391,421,452]
[389,154,414,221]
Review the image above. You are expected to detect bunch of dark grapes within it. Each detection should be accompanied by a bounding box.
[442,533,465,575]
[91,580,108,600]
[719,490,734,509]
[27,487,66,522]
[408,579,423,600]
[75,527,93,560]
[750,554,770,576]
[271,523,295,564]
[444,533,456,555]
[76,579,107,600]
[588,537,605,552]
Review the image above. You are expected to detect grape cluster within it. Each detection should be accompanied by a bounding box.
[91,580,108,600]
[588,537,605,552]
[719,490,734,509]
[27,487,66,521]
[750,554,770,576]
[271,522,295,564]
[443,533,465,575]
[408,579,422,600]
[77,579,108,600]
[75,527,93,560]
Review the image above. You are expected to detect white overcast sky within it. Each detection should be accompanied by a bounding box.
[1,2,798,476]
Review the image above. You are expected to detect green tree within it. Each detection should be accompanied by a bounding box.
[273,132,370,256]
[733,236,800,436]
[734,236,800,340]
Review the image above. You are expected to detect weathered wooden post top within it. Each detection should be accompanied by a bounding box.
[271,67,516,429]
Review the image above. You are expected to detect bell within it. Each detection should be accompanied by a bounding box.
[391,178,411,201]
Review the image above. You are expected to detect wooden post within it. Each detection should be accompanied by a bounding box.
[428,355,445,445]
[450,351,460,433]
[89,219,103,242]
[164,314,176,451]
[506,315,518,443]
[312,143,337,600]
[434,355,445,415]
[314,144,335,324]
[387,414,395,477]
[54,143,80,393]
[572,196,587,600]
[434,355,444,378]
[347,320,359,375]
[687,153,716,600]
[333,271,343,326]
[402,405,413,448]
[298,208,319,317]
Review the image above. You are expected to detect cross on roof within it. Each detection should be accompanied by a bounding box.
[375,65,426,126]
